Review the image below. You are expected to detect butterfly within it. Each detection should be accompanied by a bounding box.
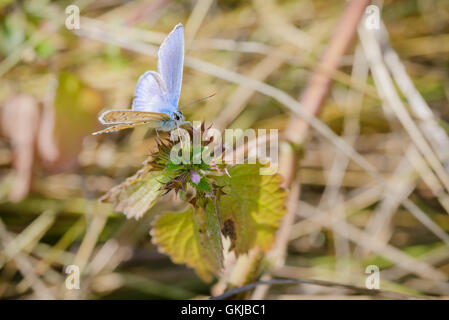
[93,23,188,136]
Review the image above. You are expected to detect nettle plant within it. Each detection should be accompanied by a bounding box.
[101,123,288,281]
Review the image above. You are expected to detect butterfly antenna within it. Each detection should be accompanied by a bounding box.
[180,92,216,109]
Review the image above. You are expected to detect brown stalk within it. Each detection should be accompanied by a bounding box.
[252,0,370,299]
[284,0,370,146]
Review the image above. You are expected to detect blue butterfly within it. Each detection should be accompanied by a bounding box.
[93,23,187,135]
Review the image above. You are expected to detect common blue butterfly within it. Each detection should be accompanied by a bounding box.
[93,23,187,135]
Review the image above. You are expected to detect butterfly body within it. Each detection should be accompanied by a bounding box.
[157,111,185,131]
[93,23,186,135]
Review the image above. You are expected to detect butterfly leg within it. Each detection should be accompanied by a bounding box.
[182,120,193,127]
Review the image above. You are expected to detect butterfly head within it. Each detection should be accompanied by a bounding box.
[173,110,185,122]
[157,110,186,132]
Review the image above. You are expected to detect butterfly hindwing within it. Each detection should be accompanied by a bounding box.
[93,122,146,135]
[132,71,169,113]
[92,120,167,135]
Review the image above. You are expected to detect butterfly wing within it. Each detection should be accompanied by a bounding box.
[92,123,147,135]
[92,121,165,135]
[93,111,169,135]
[99,110,170,124]
[132,71,177,115]
[157,23,184,109]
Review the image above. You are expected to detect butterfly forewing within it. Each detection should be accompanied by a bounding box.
[99,110,170,124]
[158,23,184,108]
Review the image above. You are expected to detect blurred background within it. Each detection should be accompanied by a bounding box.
[1,0,449,299]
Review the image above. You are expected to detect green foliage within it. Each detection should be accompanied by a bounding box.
[101,167,176,219]
[151,203,223,282]
[215,164,288,255]
[150,162,287,281]
[102,128,288,281]
[197,177,212,192]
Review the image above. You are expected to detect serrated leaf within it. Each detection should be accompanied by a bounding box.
[151,203,223,282]
[101,167,175,219]
[216,164,287,255]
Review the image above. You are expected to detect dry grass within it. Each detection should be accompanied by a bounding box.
[1,0,449,299]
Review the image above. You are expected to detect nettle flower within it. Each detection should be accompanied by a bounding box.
[102,122,287,282]
[146,123,226,203]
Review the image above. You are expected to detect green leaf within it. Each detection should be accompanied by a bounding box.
[197,177,212,192]
[101,167,175,219]
[166,162,180,171]
[151,203,223,282]
[216,164,287,255]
